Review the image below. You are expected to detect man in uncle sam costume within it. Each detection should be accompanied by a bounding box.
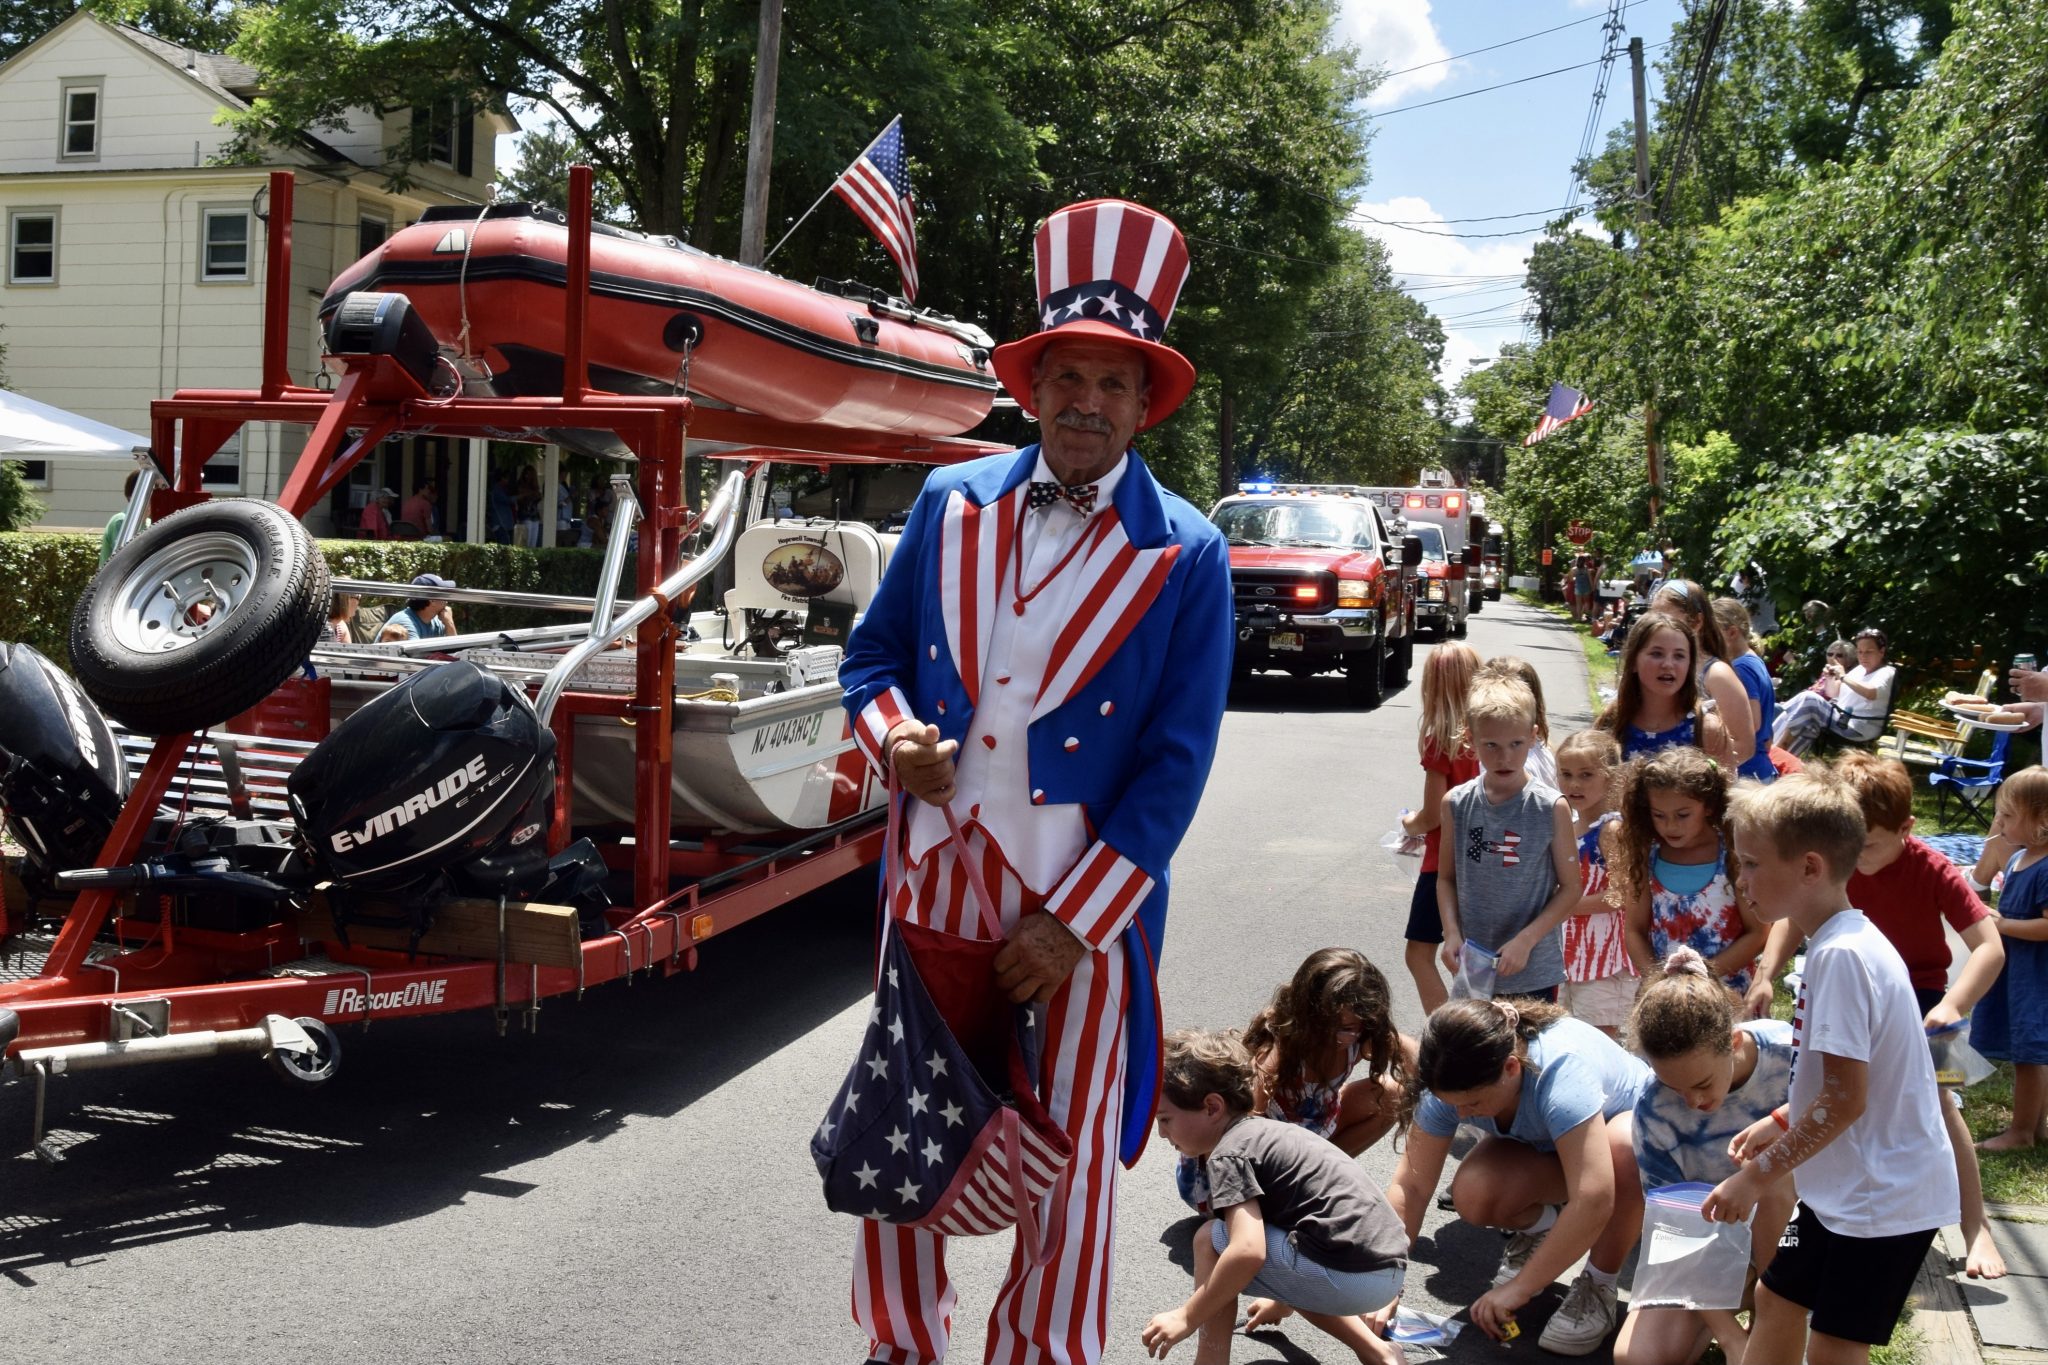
[838,199,1234,1364]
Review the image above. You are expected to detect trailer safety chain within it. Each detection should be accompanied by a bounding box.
[658,908,686,970]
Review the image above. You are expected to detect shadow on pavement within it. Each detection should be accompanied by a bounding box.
[0,870,878,1280]
[1225,670,1415,716]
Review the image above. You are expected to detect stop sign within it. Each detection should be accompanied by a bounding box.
[1565,521,1595,546]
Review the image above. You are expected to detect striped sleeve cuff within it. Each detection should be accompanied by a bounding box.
[1046,841,1156,951]
[852,686,913,775]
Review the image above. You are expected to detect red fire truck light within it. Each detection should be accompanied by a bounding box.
[1406,494,1424,508]
[1446,494,1463,512]
[1293,586,1318,600]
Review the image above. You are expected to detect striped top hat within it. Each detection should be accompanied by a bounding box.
[989,199,1197,433]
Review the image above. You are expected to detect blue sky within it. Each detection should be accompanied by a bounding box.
[1336,0,1690,382]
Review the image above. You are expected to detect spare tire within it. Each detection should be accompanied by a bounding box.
[70,499,330,735]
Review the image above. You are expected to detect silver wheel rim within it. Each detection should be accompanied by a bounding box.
[110,529,262,654]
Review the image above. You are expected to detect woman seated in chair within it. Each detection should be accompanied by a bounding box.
[1773,627,1895,755]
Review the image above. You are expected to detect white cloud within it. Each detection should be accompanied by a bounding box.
[1349,195,1540,380]
[1335,0,1455,109]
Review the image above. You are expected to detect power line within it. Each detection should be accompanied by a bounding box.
[1378,3,1644,80]
[1563,0,1632,215]
[1357,213,1585,240]
[1356,204,1579,225]
[1373,39,1671,117]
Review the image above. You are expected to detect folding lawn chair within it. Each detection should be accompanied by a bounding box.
[1929,729,2014,830]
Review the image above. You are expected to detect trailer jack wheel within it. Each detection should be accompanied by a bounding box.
[266,1017,341,1089]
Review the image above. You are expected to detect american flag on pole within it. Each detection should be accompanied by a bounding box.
[832,116,919,301]
[1524,382,1594,446]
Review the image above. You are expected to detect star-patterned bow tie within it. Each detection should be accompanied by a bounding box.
[1027,480,1099,516]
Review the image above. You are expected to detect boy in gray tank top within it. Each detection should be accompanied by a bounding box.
[1436,673,1579,997]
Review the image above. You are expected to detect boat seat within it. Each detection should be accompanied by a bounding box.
[724,519,890,617]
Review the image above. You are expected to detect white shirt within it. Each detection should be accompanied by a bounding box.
[1524,740,1559,791]
[1788,909,1959,1237]
[905,455,1128,895]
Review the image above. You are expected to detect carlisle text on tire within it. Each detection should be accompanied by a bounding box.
[70,499,331,735]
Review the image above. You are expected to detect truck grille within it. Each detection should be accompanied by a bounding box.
[1231,569,1334,614]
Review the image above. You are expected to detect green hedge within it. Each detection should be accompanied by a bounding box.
[0,532,624,671]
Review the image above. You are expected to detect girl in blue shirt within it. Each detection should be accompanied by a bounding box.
[1385,999,1651,1354]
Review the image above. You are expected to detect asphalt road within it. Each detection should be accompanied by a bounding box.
[0,596,1605,1364]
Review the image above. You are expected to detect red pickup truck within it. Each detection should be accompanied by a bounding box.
[1207,484,1419,707]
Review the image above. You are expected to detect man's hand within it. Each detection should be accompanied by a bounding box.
[993,912,1087,1003]
[2012,667,2048,703]
[886,721,959,807]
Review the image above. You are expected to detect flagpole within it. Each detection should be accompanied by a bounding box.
[762,116,898,268]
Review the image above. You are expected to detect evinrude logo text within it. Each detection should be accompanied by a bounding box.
[322,978,450,1014]
[57,678,100,768]
[330,755,490,853]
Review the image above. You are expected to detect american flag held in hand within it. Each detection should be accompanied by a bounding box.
[1524,382,1595,446]
[833,116,920,301]
[811,916,1071,1247]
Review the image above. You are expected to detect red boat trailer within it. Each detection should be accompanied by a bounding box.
[0,167,1001,1156]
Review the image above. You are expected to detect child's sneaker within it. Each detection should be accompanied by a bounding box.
[1536,1271,1619,1356]
[1490,1227,1545,1287]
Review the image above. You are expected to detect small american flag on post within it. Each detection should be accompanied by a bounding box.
[1524,382,1594,446]
[833,116,919,301]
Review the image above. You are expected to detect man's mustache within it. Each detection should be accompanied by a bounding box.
[1053,409,1113,434]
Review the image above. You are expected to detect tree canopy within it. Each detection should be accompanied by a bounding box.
[1460,0,2048,669]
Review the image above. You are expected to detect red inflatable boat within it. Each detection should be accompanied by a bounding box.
[320,204,1000,436]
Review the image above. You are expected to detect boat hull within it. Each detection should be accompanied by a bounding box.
[321,208,999,436]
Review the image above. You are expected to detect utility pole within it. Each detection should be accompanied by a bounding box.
[1630,35,1664,527]
[737,0,784,267]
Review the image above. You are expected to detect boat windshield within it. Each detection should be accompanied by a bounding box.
[1211,499,1381,550]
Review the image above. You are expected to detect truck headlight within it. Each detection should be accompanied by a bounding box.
[1336,578,1370,609]
[1426,580,1446,602]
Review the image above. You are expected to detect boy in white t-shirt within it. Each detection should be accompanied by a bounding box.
[1703,771,1959,1365]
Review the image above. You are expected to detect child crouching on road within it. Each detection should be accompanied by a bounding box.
[1702,771,1959,1365]
[1143,1030,1406,1365]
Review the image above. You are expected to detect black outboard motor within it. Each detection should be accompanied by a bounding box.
[289,662,556,942]
[0,643,130,900]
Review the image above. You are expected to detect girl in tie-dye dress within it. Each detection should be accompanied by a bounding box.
[1615,747,1767,993]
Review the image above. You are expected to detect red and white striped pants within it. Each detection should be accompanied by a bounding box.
[854,836,1130,1365]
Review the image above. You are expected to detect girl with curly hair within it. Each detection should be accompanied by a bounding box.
[1615,748,1765,991]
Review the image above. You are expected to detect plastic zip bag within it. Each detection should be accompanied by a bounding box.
[1927,1019,1996,1088]
[1629,1182,1752,1311]
[1389,1307,1465,1347]
[1380,821,1426,880]
[1450,940,1499,1001]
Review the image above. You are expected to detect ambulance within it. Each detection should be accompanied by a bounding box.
[1356,481,1484,637]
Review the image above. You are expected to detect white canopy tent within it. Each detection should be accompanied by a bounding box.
[0,387,153,461]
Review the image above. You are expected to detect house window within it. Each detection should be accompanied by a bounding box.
[8,210,56,284]
[199,433,241,489]
[357,214,388,257]
[416,99,457,166]
[200,208,249,281]
[6,459,48,486]
[60,83,100,159]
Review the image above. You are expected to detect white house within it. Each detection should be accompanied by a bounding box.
[0,11,517,536]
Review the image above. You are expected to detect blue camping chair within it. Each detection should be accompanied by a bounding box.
[1930,729,2014,830]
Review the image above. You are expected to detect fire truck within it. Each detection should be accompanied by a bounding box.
[1356,481,1484,637]
[1208,483,1418,707]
